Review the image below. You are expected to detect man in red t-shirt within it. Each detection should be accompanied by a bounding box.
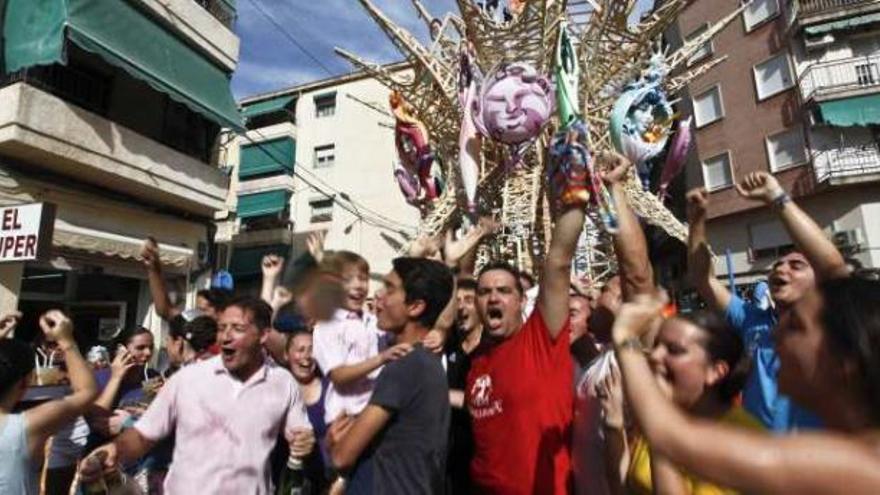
[466,189,586,494]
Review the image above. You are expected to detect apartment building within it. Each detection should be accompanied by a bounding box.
[667,0,880,287]
[0,0,241,342]
[223,65,420,293]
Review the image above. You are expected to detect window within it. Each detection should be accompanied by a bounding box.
[685,24,713,66]
[743,0,779,32]
[693,86,724,127]
[749,220,793,261]
[766,127,807,171]
[309,198,334,223]
[314,144,336,168]
[314,93,336,118]
[702,152,733,191]
[753,53,794,100]
[856,63,878,86]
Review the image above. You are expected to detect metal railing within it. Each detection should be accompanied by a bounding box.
[194,0,236,28]
[814,142,880,182]
[799,54,880,100]
[799,0,880,16]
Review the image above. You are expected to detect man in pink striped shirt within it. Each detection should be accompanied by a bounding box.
[81,297,314,494]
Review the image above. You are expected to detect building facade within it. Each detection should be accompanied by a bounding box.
[668,0,880,288]
[0,0,241,344]
[222,66,420,293]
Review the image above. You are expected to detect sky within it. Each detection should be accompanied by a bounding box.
[231,0,655,100]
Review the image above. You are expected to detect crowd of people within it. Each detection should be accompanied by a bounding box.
[2,150,880,494]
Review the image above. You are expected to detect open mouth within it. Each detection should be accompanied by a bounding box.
[486,307,503,325]
[221,347,236,359]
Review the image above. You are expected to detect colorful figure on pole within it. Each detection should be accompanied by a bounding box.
[459,42,483,215]
[548,21,618,232]
[658,117,693,202]
[390,90,443,207]
[610,52,676,190]
[472,62,554,169]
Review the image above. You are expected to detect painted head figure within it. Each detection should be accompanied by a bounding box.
[473,62,554,146]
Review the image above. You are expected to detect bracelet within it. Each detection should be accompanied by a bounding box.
[614,337,644,353]
[771,191,791,210]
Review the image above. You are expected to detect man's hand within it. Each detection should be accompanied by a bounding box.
[326,414,355,454]
[597,151,633,186]
[285,427,315,458]
[611,292,667,345]
[686,187,709,222]
[0,311,22,339]
[306,231,326,264]
[407,234,442,259]
[261,254,285,280]
[109,346,136,380]
[79,444,119,482]
[39,310,74,344]
[140,238,161,271]
[421,330,445,354]
[380,343,413,363]
[735,172,785,205]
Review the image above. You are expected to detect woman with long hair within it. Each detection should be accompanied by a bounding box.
[600,310,761,494]
[611,277,880,494]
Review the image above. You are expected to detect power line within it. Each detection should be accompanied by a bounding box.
[237,130,417,236]
[244,0,338,78]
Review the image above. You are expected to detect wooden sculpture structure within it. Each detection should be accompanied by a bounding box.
[336,0,743,285]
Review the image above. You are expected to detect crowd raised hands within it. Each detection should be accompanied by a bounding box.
[4,148,880,495]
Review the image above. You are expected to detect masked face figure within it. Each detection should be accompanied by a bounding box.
[474,63,554,145]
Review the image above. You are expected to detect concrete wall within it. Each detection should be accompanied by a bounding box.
[707,184,880,278]
[678,0,810,219]
[0,84,229,215]
[290,77,419,281]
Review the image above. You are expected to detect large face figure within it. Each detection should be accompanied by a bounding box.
[476,63,554,145]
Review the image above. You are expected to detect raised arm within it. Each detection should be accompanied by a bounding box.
[598,361,630,495]
[736,172,848,280]
[25,310,98,456]
[141,238,180,321]
[539,204,586,339]
[92,347,137,412]
[260,254,285,305]
[598,152,654,300]
[686,188,732,311]
[612,296,880,495]
[443,217,498,277]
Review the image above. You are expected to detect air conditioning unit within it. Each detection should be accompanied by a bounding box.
[804,33,835,51]
[832,229,861,249]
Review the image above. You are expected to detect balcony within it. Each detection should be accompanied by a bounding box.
[0,83,229,216]
[136,0,240,71]
[813,142,880,185]
[796,0,880,23]
[799,54,880,101]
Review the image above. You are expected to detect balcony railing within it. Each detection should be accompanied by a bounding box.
[799,0,880,16]
[194,0,236,28]
[814,142,880,183]
[799,54,880,101]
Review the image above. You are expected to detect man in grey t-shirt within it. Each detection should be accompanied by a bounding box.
[328,258,454,494]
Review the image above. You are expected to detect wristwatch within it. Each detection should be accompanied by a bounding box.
[771,191,792,210]
[613,336,644,353]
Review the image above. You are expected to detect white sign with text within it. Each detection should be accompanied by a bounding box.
[0,203,56,263]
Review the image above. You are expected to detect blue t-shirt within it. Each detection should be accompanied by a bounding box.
[725,294,822,432]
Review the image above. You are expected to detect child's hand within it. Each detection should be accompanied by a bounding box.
[381,343,413,363]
